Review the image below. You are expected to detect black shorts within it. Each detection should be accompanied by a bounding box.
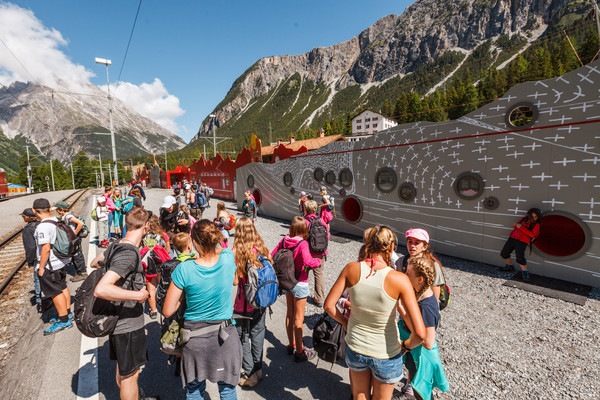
[39,267,67,298]
[109,327,148,376]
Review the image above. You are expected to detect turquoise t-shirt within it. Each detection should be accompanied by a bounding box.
[171,249,236,321]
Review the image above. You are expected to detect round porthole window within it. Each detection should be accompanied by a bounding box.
[342,196,363,223]
[290,187,296,195]
[534,211,592,260]
[252,189,262,207]
[339,168,353,188]
[325,170,336,186]
[483,196,499,210]
[339,188,347,198]
[505,101,538,129]
[375,167,397,193]
[247,174,254,188]
[398,182,417,202]
[283,172,293,187]
[454,172,484,200]
[314,168,324,182]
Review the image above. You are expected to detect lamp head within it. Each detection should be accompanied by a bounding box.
[95,57,112,66]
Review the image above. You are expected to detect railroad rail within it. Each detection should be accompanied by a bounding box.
[0,189,88,296]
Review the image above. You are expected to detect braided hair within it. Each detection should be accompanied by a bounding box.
[407,257,436,299]
[364,225,396,266]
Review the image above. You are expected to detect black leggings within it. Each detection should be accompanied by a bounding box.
[500,237,528,266]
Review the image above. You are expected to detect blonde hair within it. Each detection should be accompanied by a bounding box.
[407,257,436,299]
[304,200,318,214]
[364,225,395,266]
[172,232,191,253]
[233,217,271,277]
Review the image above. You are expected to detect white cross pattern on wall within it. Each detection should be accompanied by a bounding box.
[542,198,565,207]
[549,181,568,190]
[579,198,598,208]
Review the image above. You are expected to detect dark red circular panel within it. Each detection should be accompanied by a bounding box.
[535,215,586,257]
[252,189,262,206]
[343,197,362,223]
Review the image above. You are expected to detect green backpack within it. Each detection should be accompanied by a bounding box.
[91,208,98,222]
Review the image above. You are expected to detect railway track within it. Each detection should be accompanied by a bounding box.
[0,189,88,297]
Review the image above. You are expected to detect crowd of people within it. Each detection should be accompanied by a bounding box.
[18,182,543,400]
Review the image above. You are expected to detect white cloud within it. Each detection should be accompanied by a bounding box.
[105,79,186,132]
[0,3,185,134]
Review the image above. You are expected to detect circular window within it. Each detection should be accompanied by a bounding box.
[247,174,254,188]
[314,168,324,182]
[342,196,363,224]
[290,187,296,195]
[252,189,262,207]
[283,172,293,187]
[534,211,591,260]
[339,188,347,197]
[325,170,336,186]
[454,172,484,200]
[505,101,538,129]
[339,168,353,188]
[483,196,499,210]
[375,167,397,193]
[398,182,417,202]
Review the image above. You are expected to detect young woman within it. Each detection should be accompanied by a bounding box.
[271,216,322,362]
[396,229,446,303]
[216,202,233,248]
[324,225,426,400]
[397,257,449,400]
[499,208,541,281]
[318,186,333,229]
[163,220,241,400]
[111,188,124,239]
[303,199,327,306]
[232,217,270,388]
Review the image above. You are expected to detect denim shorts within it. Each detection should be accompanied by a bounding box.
[345,346,404,384]
[283,281,309,299]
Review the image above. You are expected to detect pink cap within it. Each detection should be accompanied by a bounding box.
[405,228,429,243]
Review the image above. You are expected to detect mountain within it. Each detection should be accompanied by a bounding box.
[0,81,185,175]
[191,0,588,150]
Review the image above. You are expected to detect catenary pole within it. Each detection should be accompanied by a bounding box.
[70,162,75,189]
[49,160,55,191]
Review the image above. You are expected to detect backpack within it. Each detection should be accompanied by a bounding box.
[40,219,80,259]
[156,259,181,307]
[243,254,279,309]
[312,312,346,366]
[207,187,214,196]
[192,190,207,208]
[73,244,140,338]
[160,317,184,355]
[326,195,335,211]
[90,208,98,221]
[272,241,302,292]
[306,216,328,254]
[64,213,89,239]
[225,215,236,230]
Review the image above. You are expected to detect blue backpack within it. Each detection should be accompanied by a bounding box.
[122,196,135,213]
[243,254,278,309]
[192,191,207,208]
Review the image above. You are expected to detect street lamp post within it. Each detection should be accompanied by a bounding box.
[98,153,105,185]
[95,57,118,186]
[163,141,168,172]
[25,145,33,192]
[209,114,217,157]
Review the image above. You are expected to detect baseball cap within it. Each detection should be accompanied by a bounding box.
[32,198,51,210]
[300,191,306,196]
[185,184,191,190]
[320,186,327,192]
[161,195,177,209]
[20,208,35,217]
[54,201,69,209]
[405,228,429,243]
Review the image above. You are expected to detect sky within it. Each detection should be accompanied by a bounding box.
[0,1,415,143]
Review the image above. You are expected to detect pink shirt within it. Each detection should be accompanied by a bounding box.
[271,235,321,283]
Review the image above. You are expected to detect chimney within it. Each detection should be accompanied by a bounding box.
[289,135,295,143]
[318,129,325,138]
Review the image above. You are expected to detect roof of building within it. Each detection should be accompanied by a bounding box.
[352,109,391,121]
[261,134,347,156]
[8,183,27,188]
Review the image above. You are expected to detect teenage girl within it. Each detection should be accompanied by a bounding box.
[216,202,233,248]
[142,214,171,319]
[499,208,541,281]
[112,188,123,238]
[318,186,333,229]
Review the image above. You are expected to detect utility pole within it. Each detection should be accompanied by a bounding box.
[164,141,168,172]
[98,153,104,185]
[108,160,113,186]
[70,162,75,189]
[95,57,119,185]
[95,169,99,188]
[211,116,217,157]
[269,121,273,145]
[49,160,55,191]
[25,145,33,192]
[203,144,206,160]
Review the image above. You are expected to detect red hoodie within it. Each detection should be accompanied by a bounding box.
[509,218,540,244]
[271,235,321,283]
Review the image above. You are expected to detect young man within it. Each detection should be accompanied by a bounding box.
[54,201,88,282]
[20,208,42,311]
[33,198,72,335]
[93,207,151,400]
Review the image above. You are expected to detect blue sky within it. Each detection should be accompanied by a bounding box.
[0,1,414,142]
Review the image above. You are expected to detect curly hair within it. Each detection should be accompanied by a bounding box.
[364,225,396,266]
[407,257,436,299]
[233,217,271,277]
[190,219,223,256]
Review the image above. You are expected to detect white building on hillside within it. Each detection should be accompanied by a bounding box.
[351,110,397,138]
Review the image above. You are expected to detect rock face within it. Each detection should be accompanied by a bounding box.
[196,0,567,137]
[0,81,185,162]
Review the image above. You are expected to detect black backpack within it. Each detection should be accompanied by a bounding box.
[306,216,328,254]
[156,258,182,307]
[40,219,80,259]
[73,243,140,338]
[272,241,302,292]
[312,312,346,366]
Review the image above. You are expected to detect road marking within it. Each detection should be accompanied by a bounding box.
[77,196,99,400]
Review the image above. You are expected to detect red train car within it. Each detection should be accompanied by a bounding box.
[0,168,8,198]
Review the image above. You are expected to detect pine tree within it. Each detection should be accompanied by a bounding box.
[579,28,600,65]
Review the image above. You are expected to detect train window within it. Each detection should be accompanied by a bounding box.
[325,170,336,186]
[252,189,262,207]
[534,211,591,260]
[505,101,538,129]
[247,174,254,188]
[342,196,363,223]
[483,196,499,210]
[283,172,293,187]
[339,168,353,188]
[375,167,397,193]
[398,182,417,202]
[454,172,484,200]
[314,168,324,182]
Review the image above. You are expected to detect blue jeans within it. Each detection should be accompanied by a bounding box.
[234,309,266,376]
[186,379,236,400]
[107,212,113,238]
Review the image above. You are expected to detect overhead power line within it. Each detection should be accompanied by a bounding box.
[114,0,143,96]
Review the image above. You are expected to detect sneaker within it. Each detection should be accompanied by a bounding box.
[294,347,317,362]
[71,273,88,282]
[43,319,73,335]
[239,371,258,387]
[522,270,531,282]
[286,345,295,355]
[498,264,513,272]
[149,311,158,320]
[49,313,74,324]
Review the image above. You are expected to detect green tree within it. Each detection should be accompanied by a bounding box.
[579,28,600,65]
